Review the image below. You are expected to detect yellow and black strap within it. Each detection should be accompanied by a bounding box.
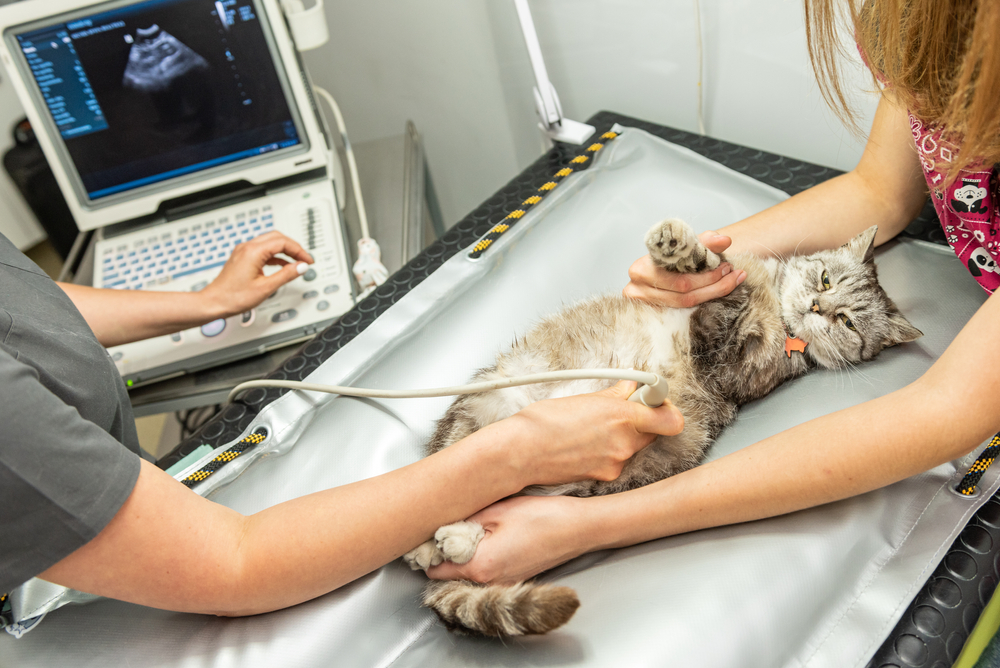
[179,428,268,489]
[956,432,1000,496]
[469,131,621,259]
[0,591,10,627]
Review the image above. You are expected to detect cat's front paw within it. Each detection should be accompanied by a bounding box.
[403,539,445,572]
[645,218,720,273]
[435,521,485,565]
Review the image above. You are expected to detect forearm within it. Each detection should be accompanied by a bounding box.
[58,283,228,346]
[237,423,540,613]
[719,170,917,257]
[720,95,927,258]
[42,381,682,616]
[588,381,975,551]
[585,295,1000,553]
[42,419,530,615]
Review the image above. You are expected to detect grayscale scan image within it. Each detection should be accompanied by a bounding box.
[122,25,209,93]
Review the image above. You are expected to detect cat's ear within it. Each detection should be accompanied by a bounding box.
[844,226,878,264]
[883,311,923,347]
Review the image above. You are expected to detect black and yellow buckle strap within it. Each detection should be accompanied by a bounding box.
[956,432,1000,496]
[179,428,268,489]
[469,130,621,259]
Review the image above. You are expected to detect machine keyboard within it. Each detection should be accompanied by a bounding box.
[98,206,276,289]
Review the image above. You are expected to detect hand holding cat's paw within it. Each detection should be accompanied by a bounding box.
[435,521,485,565]
[403,539,445,572]
[626,228,741,308]
[644,218,721,273]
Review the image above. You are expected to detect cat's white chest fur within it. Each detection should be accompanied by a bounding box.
[643,306,694,369]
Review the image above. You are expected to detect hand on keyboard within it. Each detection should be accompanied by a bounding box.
[200,231,315,317]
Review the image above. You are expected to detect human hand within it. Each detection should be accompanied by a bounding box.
[426,495,588,584]
[200,231,314,317]
[500,380,684,488]
[623,231,744,307]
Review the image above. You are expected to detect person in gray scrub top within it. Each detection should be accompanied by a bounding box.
[0,229,684,616]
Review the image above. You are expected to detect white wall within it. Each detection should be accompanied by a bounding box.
[304,0,879,228]
[0,0,881,246]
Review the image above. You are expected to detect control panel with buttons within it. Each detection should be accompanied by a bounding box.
[96,181,354,388]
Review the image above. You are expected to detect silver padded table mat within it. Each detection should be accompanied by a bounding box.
[5,124,994,667]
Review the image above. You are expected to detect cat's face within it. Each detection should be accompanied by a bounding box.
[780,226,922,368]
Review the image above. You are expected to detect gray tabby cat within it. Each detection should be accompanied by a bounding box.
[403,218,922,637]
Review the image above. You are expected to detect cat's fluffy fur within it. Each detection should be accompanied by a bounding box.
[404,218,922,637]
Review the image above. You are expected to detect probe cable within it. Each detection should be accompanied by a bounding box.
[176,372,667,490]
[227,369,670,408]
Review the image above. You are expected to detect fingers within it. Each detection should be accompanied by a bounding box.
[624,257,746,308]
[600,379,638,400]
[261,260,309,292]
[426,560,469,581]
[244,231,314,265]
[698,230,732,255]
[628,399,685,437]
[628,256,733,294]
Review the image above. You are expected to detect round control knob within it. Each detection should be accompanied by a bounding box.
[302,268,317,281]
[240,310,256,327]
[201,318,227,338]
[317,300,330,311]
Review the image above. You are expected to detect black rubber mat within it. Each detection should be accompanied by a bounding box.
[157,111,986,667]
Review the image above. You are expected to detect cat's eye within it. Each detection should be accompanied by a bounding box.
[838,313,856,331]
[821,270,831,290]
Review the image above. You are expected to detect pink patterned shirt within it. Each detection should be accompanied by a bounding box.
[908,116,999,294]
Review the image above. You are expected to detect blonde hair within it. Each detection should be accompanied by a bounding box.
[804,0,1000,183]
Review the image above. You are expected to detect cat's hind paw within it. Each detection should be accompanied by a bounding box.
[403,539,445,572]
[435,520,485,565]
[645,218,720,273]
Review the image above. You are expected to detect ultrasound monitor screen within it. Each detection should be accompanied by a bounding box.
[13,0,302,200]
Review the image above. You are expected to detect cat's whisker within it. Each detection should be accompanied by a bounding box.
[791,233,816,258]
[751,240,790,266]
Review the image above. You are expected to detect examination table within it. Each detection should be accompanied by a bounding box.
[4,112,995,668]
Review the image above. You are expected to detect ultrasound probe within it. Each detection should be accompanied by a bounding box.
[227,370,670,408]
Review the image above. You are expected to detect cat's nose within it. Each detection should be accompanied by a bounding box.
[811,298,821,314]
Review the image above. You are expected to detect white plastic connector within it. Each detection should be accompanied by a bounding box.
[310,86,389,295]
[353,237,388,293]
[627,376,670,408]
[280,0,329,51]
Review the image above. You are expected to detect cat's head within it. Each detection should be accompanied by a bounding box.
[780,226,922,368]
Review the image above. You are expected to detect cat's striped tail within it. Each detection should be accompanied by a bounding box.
[423,580,580,636]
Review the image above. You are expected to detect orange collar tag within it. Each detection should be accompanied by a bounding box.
[785,335,808,358]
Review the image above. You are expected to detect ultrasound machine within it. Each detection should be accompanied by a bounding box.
[0,0,354,388]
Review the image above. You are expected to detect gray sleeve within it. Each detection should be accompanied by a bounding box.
[0,348,141,594]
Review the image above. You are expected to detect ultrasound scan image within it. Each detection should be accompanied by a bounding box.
[122,24,214,136]
[122,24,209,93]
[56,0,300,195]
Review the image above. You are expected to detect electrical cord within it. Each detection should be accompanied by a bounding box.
[313,86,371,240]
[227,369,670,407]
[312,85,389,295]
